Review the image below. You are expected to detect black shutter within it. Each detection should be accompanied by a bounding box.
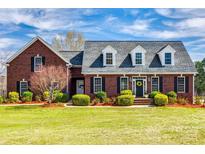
[174,77,178,92]
[185,76,189,93]
[90,77,93,93]
[28,81,31,91]
[117,77,121,94]
[31,57,34,72]
[42,56,45,65]
[16,81,20,93]
[102,77,105,92]
[159,77,163,92]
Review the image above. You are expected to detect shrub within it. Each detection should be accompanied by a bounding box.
[120,90,132,95]
[0,96,3,104]
[35,95,42,102]
[116,95,134,106]
[72,94,90,106]
[149,91,161,98]
[54,91,64,103]
[154,93,168,106]
[166,91,177,98]
[177,97,189,105]
[21,91,33,102]
[43,91,50,101]
[91,98,101,105]
[8,92,19,103]
[195,96,203,105]
[168,97,177,104]
[61,93,69,103]
[95,91,107,103]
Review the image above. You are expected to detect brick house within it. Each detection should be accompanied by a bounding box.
[6,37,197,103]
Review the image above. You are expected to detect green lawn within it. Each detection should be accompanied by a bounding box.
[0,106,205,144]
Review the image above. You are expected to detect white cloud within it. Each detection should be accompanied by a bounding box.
[0,38,20,49]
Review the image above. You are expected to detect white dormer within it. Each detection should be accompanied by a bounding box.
[130,45,146,66]
[158,45,176,66]
[102,45,117,66]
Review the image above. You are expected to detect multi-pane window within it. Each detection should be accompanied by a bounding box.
[135,53,142,64]
[20,81,28,95]
[165,53,172,64]
[177,77,185,93]
[34,56,42,72]
[106,53,113,65]
[94,77,102,93]
[151,77,159,91]
[120,77,128,91]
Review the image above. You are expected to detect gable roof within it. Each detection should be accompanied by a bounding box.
[7,36,71,65]
[82,41,197,74]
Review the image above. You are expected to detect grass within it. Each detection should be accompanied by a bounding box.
[0,106,205,144]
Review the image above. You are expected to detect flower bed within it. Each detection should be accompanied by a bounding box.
[167,104,205,108]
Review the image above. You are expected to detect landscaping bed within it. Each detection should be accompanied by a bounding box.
[167,103,205,108]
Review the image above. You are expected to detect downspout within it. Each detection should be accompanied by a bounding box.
[66,63,72,95]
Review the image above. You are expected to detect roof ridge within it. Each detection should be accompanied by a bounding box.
[85,40,182,42]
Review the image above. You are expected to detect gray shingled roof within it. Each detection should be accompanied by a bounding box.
[81,41,197,74]
[58,51,83,66]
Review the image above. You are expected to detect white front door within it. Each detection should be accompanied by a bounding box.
[76,80,84,94]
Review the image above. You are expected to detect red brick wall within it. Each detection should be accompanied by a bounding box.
[7,40,68,93]
[84,74,194,103]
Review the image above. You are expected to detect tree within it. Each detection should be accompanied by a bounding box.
[0,51,13,75]
[30,65,70,103]
[51,31,85,51]
[195,59,205,95]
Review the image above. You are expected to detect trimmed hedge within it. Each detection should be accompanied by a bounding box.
[120,90,132,95]
[8,91,19,103]
[116,95,134,106]
[0,96,3,104]
[72,94,90,106]
[95,91,107,103]
[149,91,161,98]
[154,93,168,106]
[22,91,33,102]
[166,91,177,98]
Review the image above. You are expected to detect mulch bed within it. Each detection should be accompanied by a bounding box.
[167,104,205,108]
[91,102,114,106]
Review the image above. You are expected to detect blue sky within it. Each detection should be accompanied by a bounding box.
[1,8,205,61]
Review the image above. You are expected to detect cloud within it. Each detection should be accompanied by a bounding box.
[0,38,21,49]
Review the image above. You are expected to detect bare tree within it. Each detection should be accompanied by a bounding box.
[51,31,85,51]
[0,51,13,75]
[30,65,70,103]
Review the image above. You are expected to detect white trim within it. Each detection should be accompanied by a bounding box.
[120,76,129,91]
[34,55,42,72]
[151,76,159,92]
[130,45,146,66]
[20,80,28,96]
[102,45,117,66]
[193,75,195,103]
[7,36,71,65]
[132,76,147,96]
[82,72,197,75]
[158,45,176,66]
[177,76,185,93]
[93,76,102,93]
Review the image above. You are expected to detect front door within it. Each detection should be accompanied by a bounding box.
[76,80,84,94]
[135,80,144,97]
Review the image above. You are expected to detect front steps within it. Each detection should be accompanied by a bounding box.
[134,98,153,105]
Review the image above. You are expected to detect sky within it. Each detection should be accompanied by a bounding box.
[1,8,205,61]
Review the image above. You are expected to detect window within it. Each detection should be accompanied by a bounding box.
[165,53,172,64]
[93,77,102,93]
[20,81,28,95]
[106,53,113,65]
[120,77,128,91]
[135,53,142,64]
[177,77,185,93]
[151,77,159,91]
[34,56,42,72]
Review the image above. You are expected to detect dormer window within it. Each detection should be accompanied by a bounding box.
[106,53,113,65]
[135,53,142,64]
[157,45,176,66]
[102,45,117,66]
[130,45,146,66]
[165,53,172,64]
